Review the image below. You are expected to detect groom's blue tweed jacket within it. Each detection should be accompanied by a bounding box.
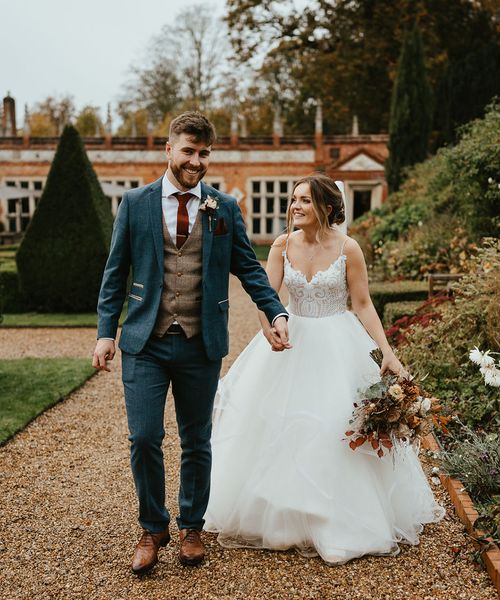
[97,178,286,360]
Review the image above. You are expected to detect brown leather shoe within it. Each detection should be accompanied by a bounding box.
[178,529,205,566]
[131,525,170,575]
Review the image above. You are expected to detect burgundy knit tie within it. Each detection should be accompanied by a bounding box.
[174,192,193,248]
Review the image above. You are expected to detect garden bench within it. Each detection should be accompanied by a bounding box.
[427,273,463,298]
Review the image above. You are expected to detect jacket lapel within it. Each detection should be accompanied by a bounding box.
[148,177,164,272]
[201,182,214,280]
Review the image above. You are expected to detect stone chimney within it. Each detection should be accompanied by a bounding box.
[146,113,154,149]
[105,103,112,148]
[23,104,30,147]
[230,112,238,147]
[239,114,248,138]
[272,105,283,147]
[2,93,17,136]
[351,114,359,136]
[315,99,324,163]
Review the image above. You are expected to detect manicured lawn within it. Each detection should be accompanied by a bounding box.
[1,313,99,327]
[252,243,271,261]
[0,358,96,444]
[1,308,127,328]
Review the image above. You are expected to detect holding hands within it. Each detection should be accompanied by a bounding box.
[263,316,292,352]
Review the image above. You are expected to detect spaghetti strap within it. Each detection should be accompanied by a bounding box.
[282,235,290,259]
[340,237,348,256]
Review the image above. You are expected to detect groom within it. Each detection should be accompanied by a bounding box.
[93,112,289,574]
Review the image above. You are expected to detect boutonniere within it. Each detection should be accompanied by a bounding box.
[199,195,218,231]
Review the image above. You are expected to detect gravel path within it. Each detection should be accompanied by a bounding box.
[0,277,494,599]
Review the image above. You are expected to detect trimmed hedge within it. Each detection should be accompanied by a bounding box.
[383,300,422,328]
[0,264,27,313]
[369,280,427,318]
[16,125,113,312]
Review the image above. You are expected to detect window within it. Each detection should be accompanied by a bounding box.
[205,178,224,192]
[99,178,144,216]
[353,190,372,220]
[0,178,44,234]
[249,178,296,239]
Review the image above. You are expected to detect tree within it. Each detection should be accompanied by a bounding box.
[75,105,104,137]
[385,24,433,192]
[29,95,76,136]
[16,125,113,311]
[119,3,231,131]
[224,0,500,137]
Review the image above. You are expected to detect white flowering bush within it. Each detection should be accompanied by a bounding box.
[469,347,500,388]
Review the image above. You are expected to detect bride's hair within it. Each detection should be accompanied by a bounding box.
[287,173,345,238]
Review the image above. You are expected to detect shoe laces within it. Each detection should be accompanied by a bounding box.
[184,529,199,544]
[140,530,158,547]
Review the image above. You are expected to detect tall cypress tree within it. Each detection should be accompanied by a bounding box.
[386,24,432,192]
[16,125,113,311]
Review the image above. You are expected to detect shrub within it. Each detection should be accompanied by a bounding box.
[378,218,479,280]
[0,263,27,313]
[385,295,451,347]
[352,100,500,279]
[368,280,428,318]
[383,300,426,329]
[16,125,113,312]
[442,425,499,502]
[399,241,500,429]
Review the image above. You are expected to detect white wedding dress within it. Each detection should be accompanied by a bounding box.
[204,244,445,565]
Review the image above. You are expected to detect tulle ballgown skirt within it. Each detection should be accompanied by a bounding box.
[204,310,445,565]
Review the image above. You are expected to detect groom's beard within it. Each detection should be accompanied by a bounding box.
[170,160,207,190]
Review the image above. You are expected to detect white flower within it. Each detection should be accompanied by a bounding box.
[487,177,494,184]
[479,351,495,368]
[420,398,432,413]
[469,347,483,365]
[388,384,404,400]
[199,195,218,212]
[484,369,500,387]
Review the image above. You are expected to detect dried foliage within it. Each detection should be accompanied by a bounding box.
[345,349,450,457]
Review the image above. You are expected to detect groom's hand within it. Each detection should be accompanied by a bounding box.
[92,339,116,372]
[271,316,292,352]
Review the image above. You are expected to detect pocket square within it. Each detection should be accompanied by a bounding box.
[214,217,228,235]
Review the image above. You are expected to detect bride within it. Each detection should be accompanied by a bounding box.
[204,173,444,565]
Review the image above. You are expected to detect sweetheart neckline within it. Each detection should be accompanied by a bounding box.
[284,253,346,285]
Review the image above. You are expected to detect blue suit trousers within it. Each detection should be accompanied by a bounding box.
[122,332,222,532]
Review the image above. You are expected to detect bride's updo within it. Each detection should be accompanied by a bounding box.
[287,173,345,238]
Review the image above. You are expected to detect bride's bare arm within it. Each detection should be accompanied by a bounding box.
[345,239,404,375]
[258,235,287,348]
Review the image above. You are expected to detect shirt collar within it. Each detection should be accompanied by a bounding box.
[162,172,202,200]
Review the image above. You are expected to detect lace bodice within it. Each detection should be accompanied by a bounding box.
[283,251,348,318]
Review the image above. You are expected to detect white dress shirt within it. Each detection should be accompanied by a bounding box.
[161,173,201,241]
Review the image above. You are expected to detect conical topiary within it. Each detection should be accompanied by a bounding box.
[385,23,432,193]
[16,125,114,311]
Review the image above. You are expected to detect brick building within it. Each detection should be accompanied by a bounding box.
[0,95,389,243]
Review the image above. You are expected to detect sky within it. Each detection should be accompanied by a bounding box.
[1,0,229,119]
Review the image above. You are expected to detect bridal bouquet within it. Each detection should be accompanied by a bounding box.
[345,349,450,458]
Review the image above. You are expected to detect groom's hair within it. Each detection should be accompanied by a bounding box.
[168,112,217,146]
